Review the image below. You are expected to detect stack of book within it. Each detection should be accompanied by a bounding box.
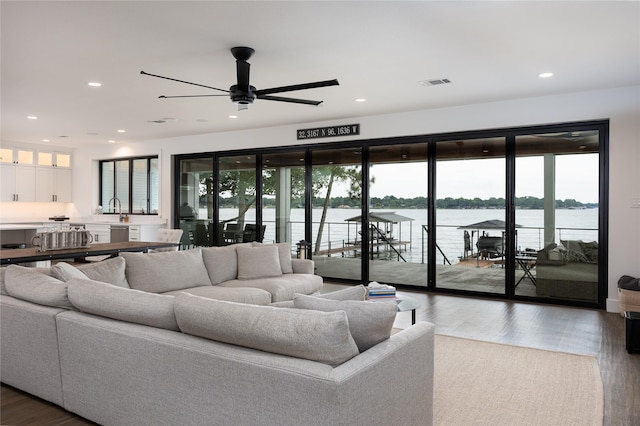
[367,281,396,300]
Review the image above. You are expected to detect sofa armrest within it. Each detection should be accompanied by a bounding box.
[291,258,314,274]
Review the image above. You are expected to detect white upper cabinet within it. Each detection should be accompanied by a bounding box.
[0,147,35,165]
[1,146,71,202]
[36,168,72,202]
[37,151,72,168]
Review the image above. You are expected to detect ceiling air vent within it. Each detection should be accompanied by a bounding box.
[419,78,451,87]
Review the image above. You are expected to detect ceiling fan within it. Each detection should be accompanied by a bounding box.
[140,46,339,110]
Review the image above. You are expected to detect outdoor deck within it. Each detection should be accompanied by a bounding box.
[313,256,538,297]
[317,240,410,257]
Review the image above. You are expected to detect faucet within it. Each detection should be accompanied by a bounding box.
[109,197,123,222]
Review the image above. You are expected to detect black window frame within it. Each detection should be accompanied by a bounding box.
[99,155,159,215]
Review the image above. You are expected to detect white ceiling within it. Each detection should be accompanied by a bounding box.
[2,1,639,149]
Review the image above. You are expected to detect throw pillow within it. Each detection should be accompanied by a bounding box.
[77,256,129,287]
[4,265,73,309]
[67,278,179,331]
[120,248,211,293]
[51,262,89,282]
[201,245,240,285]
[236,245,282,280]
[270,285,367,308]
[293,294,397,352]
[252,242,293,274]
[317,284,367,301]
[174,293,359,366]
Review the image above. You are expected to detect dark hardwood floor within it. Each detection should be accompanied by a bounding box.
[2,288,639,425]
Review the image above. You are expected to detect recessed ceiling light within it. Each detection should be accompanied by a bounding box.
[88,82,102,87]
[108,140,115,144]
[354,98,367,103]
[117,129,126,133]
[538,72,554,78]
[42,139,50,142]
[27,116,38,120]
[228,115,238,119]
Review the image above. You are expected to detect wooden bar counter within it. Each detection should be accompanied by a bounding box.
[0,241,178,266]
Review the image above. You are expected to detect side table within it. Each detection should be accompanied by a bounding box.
[397,295,421,325]
[625,311,640,354]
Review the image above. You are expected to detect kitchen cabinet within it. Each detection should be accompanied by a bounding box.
[0,164,36,202]
[84,224,110,244]
[37,151,71,168]
[128,224,163,241]
[0,148,35,165]
[36,168,72,202]
[1,147,71,203]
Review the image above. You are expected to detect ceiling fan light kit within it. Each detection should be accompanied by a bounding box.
[141,46,339,109]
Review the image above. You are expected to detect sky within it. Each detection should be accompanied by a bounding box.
[333,153,599,204]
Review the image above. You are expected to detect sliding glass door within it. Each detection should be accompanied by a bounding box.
[514,131,600,302]
[261,151,306,250]
[219,154,257,245]
[173,119,606,308]
[435,137,506,294]
[368,143,428,286]
[311,147,362,281]
[177,157,214,248]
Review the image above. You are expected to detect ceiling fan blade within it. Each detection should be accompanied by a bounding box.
[159,94,228,99]
[254,79,339,96]
[257,94,323,106]
[140,71,229,93]
[236,60,250,92]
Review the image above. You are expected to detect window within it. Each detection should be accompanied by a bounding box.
[100,156,158,215]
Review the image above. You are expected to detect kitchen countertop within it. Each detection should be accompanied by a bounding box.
[1,218,167,227]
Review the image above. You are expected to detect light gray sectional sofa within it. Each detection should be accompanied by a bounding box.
[0,243,435,426]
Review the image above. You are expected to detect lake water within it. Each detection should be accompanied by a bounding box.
[215,207,599,264]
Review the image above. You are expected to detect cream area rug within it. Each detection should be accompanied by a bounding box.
[434,335,604,426]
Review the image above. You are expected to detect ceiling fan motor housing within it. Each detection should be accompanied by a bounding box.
[230,84,256,104]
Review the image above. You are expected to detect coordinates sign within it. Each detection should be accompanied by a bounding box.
[297,124,360,140]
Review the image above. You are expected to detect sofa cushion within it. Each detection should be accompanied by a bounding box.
[252,242,293,274]
[121,248,211,293]
[162,285,271,305]
[4,265,73,309]
[220,273,323,303]
[201,245,239,285]
[52,259,130,288]
[67,278,179,331]
[1,266,54,295]
[236,245,282,280]
[293,294,397,352]
[76,257,130,287]
[174,293,359,366]
[51,262,88,281]
[270,284,366,308]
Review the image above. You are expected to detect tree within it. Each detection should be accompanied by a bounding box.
[312,166,371,255]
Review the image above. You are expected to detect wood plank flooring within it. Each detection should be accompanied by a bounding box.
[2,287,639,425]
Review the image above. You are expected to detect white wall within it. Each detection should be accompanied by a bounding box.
[59,85,640,311]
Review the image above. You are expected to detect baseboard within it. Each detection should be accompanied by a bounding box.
[606,298,620,313]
